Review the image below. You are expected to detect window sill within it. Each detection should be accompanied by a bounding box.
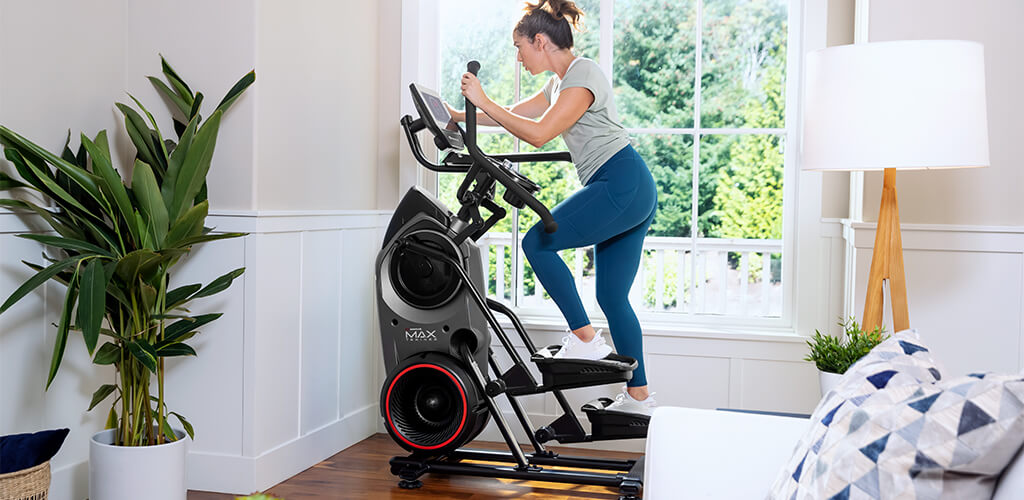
[493,312,808,345]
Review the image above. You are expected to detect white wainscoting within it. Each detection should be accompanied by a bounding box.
[0,210,391,498]
[846,221,1024,378]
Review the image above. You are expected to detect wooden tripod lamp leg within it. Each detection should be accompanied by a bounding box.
[862,168,910,333]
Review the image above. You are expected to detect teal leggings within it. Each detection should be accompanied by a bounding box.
[522,145,657,387]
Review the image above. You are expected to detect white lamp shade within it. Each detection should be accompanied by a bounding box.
[802,40,989,171]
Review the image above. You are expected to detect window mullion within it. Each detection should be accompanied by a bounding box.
[600,0,614,80]
[512,51,522,308]
[690,0,704,311]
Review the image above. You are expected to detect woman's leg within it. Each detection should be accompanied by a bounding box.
[595,197,657,395]
[521,166,652,332]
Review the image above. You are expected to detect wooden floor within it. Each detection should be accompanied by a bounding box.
[187,434,641,500]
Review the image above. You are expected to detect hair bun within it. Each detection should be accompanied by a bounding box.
[526,0,584,31]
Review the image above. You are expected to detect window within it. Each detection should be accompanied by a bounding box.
[434,0,793,325]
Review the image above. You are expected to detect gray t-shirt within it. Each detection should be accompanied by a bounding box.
[541,57,631,185]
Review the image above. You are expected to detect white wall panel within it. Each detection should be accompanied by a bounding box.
[300,230,343,434]
[737,359,820,413]
[340,228,379,417]
[246,232,302,454]
[647,354,732,410]
[0,231,49,436]
[165,237,247,457]
[849,223,1024,378]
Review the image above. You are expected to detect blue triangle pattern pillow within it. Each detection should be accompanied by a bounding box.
[768,330,1024,499]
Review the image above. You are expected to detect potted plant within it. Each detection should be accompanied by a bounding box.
[0,56,253,500]
[804,317,887,395]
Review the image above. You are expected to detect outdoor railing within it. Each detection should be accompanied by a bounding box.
[477,232,783,317]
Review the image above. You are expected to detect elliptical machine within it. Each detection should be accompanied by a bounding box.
[376,62,648,499]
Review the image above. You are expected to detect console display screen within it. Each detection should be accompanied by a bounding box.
[421,91,460,132]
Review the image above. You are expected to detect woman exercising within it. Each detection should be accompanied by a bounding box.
[447,0,658,414]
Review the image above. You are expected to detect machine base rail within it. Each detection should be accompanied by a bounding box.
[390,449,643,499]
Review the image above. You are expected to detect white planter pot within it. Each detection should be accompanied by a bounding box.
[819,371,844,396]
[90,428,188,500]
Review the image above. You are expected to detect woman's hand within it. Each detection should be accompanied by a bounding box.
[461,72,488,107]
[444,101,465,122]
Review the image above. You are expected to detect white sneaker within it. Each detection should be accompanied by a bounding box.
[553,329,613,360]
[605,386,657,416]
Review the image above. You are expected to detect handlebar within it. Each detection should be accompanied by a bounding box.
[464,62,558,234]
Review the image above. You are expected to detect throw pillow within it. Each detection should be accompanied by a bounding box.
[769,330,1024,499]
[0,428,70,474]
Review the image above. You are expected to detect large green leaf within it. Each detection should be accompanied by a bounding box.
[215,70,255,114]
[188,93,204,122]
[128,94,170,169]
[93,342,121,365]
[148,76,190,118]
[132,160,168,247]
[102,261,131,308]
[175,232,246,248]
[165,283,201,309]
[0,256,82,315]
[105,406,118,430]
[0,171,29,190]
[161,56,194,107]
[0,126,106,206]
[78,259,109,354]
[5,149,92,215]
[0,199,85,241]
[47,268,79,389]
[160,313,222,344]
[17,234,113,257]
[165,200,207,247]
[127,339,158,373]
[156,343,196,357]
[114,249,163,284]
[162,113,199,211]
[140,281,157,312]
[168,110,221,222]
[169,411,194,440]
[161,418,179,443]
[192,268,244,300]
[116,103,160,168]
[70,210,121,252]
[88,384,117,411]
[81,131,138,246]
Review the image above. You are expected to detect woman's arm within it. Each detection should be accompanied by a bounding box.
[462,73,593,148]
[445,90,549,126]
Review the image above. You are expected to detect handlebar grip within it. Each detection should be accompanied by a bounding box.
[544,220,558,234]
[467,60,480,75]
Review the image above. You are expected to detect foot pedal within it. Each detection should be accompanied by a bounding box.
[532,346,634,377]
[581,398,650,440]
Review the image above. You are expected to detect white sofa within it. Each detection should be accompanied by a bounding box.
[644,407,1024,499]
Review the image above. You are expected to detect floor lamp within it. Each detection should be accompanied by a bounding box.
[802,40,989,333]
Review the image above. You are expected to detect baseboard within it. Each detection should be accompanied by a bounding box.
[188,403,379,495]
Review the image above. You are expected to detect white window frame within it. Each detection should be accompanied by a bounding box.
[397,0,831,339]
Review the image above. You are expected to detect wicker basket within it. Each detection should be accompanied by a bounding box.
[0,461,49,500]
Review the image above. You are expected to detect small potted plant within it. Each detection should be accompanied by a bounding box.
[0,56,253,500]
[804,317,887,395]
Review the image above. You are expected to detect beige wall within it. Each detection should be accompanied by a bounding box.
[377,0,402,210]
[256,0,380,210]
[124,0,258,212]
[863,0,1024,225]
